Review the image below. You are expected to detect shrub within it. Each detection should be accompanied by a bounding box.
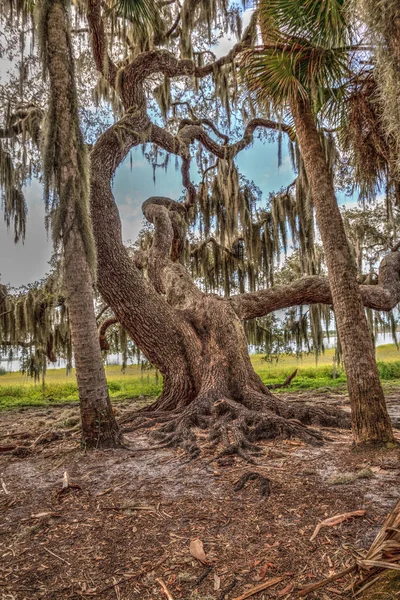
[377,361,400,380]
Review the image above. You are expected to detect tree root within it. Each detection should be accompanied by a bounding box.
[123,391,349,461]
[280,402,351,428]
[234,472,271,497]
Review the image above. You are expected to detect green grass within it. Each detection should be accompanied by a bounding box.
[0,344,399,410]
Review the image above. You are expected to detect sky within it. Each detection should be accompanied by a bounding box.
[0,142,299,287]
[0,9,353,288]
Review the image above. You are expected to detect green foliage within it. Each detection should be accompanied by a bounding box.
[242,0,350,111]
[2,348,400,409]
[108,0,157,27]
[376,361,400,380]
[0,366,7,375]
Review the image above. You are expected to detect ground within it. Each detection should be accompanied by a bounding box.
[1,390,399,600]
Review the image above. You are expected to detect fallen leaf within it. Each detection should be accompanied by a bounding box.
[189,538,209,565]
[310,510,366,541]
[277,582,294,596]
[31,512,60,519]
[214,573,221,591]
[258,561,276,581]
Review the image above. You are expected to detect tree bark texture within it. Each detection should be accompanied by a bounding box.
[291,96,394,446]
[44,0,121,448]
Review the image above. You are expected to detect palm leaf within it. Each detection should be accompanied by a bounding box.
[259,0,350,47]
[243,0,351,119]
[107,0,157,26]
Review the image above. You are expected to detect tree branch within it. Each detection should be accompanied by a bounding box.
[98,316,119,351]
[230,251,400,320]
[141,197,202,307]
[191,236,236,258]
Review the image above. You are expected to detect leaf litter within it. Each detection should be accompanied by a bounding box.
[0,391,399,599]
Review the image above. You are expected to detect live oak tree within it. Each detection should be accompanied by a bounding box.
[1,0,400,458]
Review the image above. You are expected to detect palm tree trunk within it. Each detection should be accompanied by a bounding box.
[41,0,121,448]
[291,96,394,446]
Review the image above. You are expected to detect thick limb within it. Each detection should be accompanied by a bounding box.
[230,250,400,320]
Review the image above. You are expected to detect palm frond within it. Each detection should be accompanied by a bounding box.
[107,0,157,27]
[242,0,351,118]
[259,0,350,47]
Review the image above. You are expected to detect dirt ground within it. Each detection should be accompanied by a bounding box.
[0,391,399,600]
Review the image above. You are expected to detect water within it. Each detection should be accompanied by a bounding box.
[1,352,127,373]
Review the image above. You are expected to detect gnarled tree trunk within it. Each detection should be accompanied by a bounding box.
[90,128,400,458]
[41,0,121,448]
[90,165,350,459]
[291,96,394,447]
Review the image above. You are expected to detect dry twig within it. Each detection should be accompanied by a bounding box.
[310,510,366,541]
[156,578,175,600]
[232,576,285,600]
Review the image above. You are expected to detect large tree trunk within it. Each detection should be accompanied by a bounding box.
[120,290,349,461]
[88,91,400,459]
[290,97,394,446]
[42,0,121,448]
[89,155,351,458]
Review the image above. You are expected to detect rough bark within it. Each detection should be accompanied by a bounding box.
[44,0,121,449]
[90,181,350,460]
[290,96,394,447]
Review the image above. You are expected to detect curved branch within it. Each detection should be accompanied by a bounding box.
[141,196,202,307]
[142,196,186,260]
[98,316,119,351]
[177,118,294,161]
[191,236,236,258]
[87,10,256,110]
[179,118,230,144]
[230,251,400,320]
[164,10,181,39]
[123,33,251,87]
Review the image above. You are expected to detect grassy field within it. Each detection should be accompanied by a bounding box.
[1,344,400,409]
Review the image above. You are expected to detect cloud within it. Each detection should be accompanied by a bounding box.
[214,8,255,58]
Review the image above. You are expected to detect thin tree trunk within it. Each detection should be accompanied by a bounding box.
[291,96,394,446]
[41,0,121,448]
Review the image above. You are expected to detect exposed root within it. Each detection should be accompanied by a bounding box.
[150,404,206,458]
[122,390,351,461]
[280,402,351,428]
[234,472,271,497]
